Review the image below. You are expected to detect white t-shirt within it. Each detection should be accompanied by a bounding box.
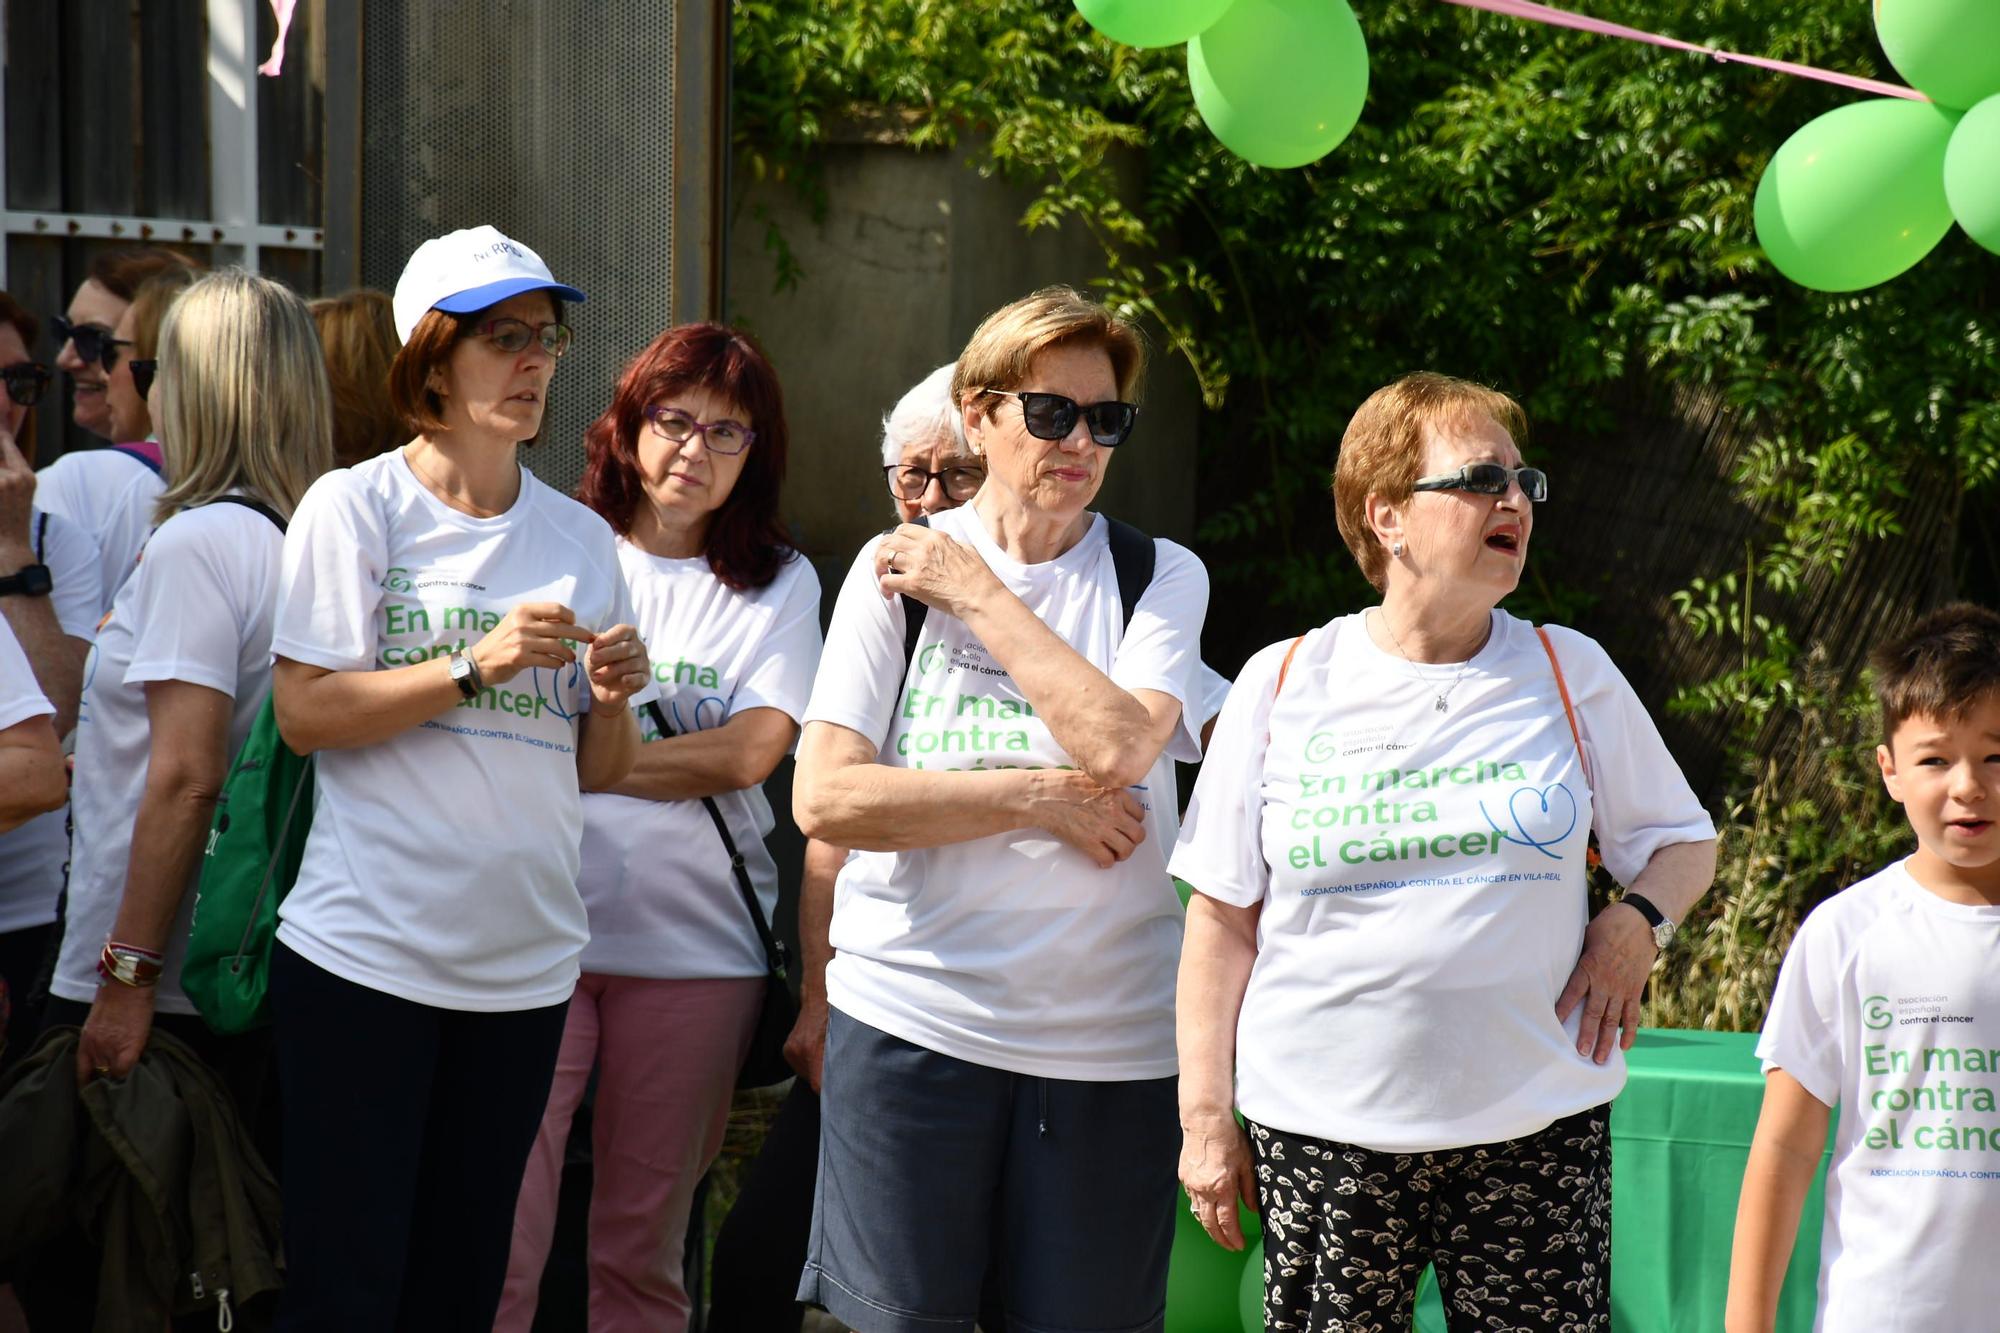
[51,500,285,1013]
[34,447,165,611]
[0,619,53,730]
[0,509,102,933]
[271,452,651,1012]
[804,505,1209,1080]
[1169,612,1715,1151]
[578,543,822,979]
[1757,860,2000,1333]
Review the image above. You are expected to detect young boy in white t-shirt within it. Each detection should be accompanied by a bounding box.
[1727,602,2000,1333]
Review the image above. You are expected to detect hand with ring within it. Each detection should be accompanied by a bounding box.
[1178,1108,1258,1250]
[874,523,998,617]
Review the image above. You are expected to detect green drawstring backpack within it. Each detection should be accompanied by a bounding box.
[182,694,314,1034]
[181,494,313,1034]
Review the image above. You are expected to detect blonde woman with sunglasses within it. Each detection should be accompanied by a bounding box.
[792,287,1210,1333]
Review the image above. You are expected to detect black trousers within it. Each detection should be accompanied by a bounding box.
[269,943,569,1332]
[707,1076,821,1332]
[0,920,55,1073]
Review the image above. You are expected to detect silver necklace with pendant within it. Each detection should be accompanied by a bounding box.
[1376,608,1476,714]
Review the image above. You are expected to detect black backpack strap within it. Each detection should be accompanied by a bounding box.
[898,514,931,673]
[34,510,47,562]
[643,700,789,982]
[1102,516,1156,634]
[205,495,288,534]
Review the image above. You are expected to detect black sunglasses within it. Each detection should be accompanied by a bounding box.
[51,315,133,369]
[129,359,158,400]
[884,462,986,503]
[1411,462,1548,502]
[975,388,1138,447]
[1,362,51,407]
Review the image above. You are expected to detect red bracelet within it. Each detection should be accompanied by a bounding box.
[98,943,163,988]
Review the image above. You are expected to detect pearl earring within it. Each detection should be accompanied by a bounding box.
[1391,541,1404,558]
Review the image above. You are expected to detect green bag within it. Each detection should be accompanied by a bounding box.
[182,694,314,1034]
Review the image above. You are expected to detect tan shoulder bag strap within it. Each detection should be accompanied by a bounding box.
[1273,634,1308,698]
[1535,625,1602,871]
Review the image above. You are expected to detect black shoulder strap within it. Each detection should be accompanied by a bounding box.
[896,514,1157,675]
[34,510,47,562]
[642,700,789,982]
[1103,516,1156,635]
[898,515,932,670]
[204,495,288,534]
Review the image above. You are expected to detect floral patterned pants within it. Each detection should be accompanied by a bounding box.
[1246,1106,1611,1333]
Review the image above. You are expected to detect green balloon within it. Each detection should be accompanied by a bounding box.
[1075,0,1237,49]
[1753,98,1960,292]
[1189,0,1369,169]
[1945,93,2000,256]
[1875,0,2000,110]
[1238,1243,1265,1331]
[1164,1193,1253,1332]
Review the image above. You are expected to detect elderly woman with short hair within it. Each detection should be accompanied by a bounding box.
[794,287,1210,1333]
[1172,372,1717,1333]
[880,360,985,522]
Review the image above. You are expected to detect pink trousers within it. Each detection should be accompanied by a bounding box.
[495,972,763,1333]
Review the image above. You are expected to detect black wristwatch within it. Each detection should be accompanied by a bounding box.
[448,648,483,699]
[1619,893,1677,951]
[0,563,52,598]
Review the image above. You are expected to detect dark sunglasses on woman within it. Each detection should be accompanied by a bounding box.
[129,359,158,400]
[1412,462,1549,502]
[974,388,1138,447]
[50,315,133,369]
[1,362,51,407]
[884,463,986,503]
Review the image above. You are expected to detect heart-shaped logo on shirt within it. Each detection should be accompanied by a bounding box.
[1478,782,1579,861]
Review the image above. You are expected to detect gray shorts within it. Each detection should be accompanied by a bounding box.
[798,1008,1178,1333]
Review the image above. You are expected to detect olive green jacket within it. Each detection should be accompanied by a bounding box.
[0,1025,282,1330]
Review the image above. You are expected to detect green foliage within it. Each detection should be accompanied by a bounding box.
[734,0,2000,1027]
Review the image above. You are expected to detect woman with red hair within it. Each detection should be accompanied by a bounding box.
[496,322,822,1333]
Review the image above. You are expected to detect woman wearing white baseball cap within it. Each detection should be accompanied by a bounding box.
[267,225,656,1329]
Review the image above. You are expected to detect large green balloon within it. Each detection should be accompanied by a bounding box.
[1753,98,1960,292]
[1874,0,2000,110]
[1945,93,2000,256]
[1189,0,1369,169]
[1164,1193,1254,1332]
[1238,1243,1265,1331]
[1075,0,1237,49]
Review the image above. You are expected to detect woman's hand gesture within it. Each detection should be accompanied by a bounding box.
[468,602,596,687]
[1556,901,1657,1064]
[1179,1109,1258,1250]
[875,522,1000,620]
[584,624,651,713]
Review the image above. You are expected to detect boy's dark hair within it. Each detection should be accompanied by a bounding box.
[1871,602,2000,742]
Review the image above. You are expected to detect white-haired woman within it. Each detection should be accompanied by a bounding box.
[40,269,333,1115]
[880,361,986,521]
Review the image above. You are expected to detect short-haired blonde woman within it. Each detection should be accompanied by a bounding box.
[49,271,332,1097]
[310,289,402,467]
[793,287,1210,1333]
[1172,373,1718,1333]
[268,226,652,1328]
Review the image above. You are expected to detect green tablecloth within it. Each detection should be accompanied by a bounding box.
[1181,1028,1833,1331]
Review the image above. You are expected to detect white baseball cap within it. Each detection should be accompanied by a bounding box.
[391,225,587,344]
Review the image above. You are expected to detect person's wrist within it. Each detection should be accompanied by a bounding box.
[1180,1101,1237,1131]
[0,539,36,568]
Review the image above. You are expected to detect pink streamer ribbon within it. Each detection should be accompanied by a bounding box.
[257,0,298,78]
[1438,0,1928,102]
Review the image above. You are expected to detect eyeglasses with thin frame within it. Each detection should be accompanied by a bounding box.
[644,405,756,456]
[1,362,52,407]
[129,359,158,400]
[883,462,986,503]
[50,316,133,369]
[1411,462,1548,503]
[474,318,572,358]
[971,388,1138,448]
